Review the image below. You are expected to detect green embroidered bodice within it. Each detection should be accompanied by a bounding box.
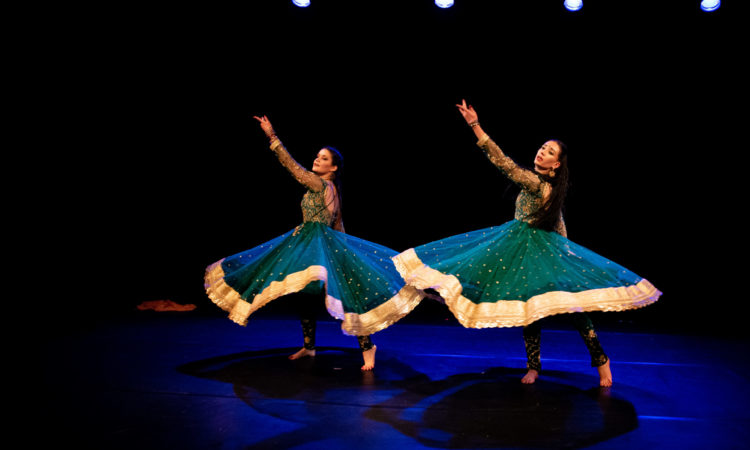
[301,181,335,226]
[269,138,343,231]
[477,135,567,237]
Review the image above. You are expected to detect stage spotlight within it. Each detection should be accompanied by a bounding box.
[564,0,583,12]
[435,0,454,8]
[292,0,310,7]
[700,0,720,12]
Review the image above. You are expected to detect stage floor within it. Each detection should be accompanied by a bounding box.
[40,311,749,449]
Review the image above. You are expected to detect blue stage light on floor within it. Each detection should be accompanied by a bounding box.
[292,0,311,7]
[700,0,720,12]
[564,0,583,12]
[435,0,454,8]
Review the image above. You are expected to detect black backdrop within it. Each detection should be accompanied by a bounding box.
[55,1,740,335]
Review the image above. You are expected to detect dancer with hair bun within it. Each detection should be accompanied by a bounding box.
[205,115,424,370]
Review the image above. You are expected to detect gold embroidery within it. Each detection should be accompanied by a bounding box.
[205,259,425,334]
[478,135,566,235]
[393,249,661,328]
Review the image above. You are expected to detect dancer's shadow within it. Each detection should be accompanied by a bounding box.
[364,366,638,448]
[178,349,638,449]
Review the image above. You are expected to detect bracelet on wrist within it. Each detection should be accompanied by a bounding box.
[469,121,480,128]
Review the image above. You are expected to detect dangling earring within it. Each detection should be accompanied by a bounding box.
[549,167,556,178]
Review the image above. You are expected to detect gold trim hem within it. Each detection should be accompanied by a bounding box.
[205,260,425,334]
[336,285,425,336]
[393,248,662,328]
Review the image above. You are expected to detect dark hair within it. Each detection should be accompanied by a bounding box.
[323,146,344,230]
[527,139,569,231]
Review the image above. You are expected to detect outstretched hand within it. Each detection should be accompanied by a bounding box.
[456,99,478,124]
[253,115,276,138]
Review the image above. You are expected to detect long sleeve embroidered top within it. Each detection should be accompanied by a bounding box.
[477,134,567,237]
[269,138,344,232]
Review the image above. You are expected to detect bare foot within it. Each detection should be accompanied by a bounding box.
[361,345,377,371]
[288,348,315,360]
[598,359,613,387]
[521,369,539,384]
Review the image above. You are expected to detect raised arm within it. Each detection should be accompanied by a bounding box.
[254,115,324,192]
[456,100,544,194]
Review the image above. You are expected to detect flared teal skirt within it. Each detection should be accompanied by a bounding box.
[393,220,661,328]
[205,222,424,335]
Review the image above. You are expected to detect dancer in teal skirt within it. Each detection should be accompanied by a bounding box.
[205,115,424,370]
[393,100,661,385]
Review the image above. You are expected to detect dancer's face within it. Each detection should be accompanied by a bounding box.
[312,149,338,177]
[534,141,562,172]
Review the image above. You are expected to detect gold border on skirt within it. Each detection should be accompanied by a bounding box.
[204,259,425,336]
[392,248,662,328]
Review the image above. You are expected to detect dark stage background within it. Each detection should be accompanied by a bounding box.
[54,1,740,335]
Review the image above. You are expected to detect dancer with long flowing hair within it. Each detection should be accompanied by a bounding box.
[393,100,661,385]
